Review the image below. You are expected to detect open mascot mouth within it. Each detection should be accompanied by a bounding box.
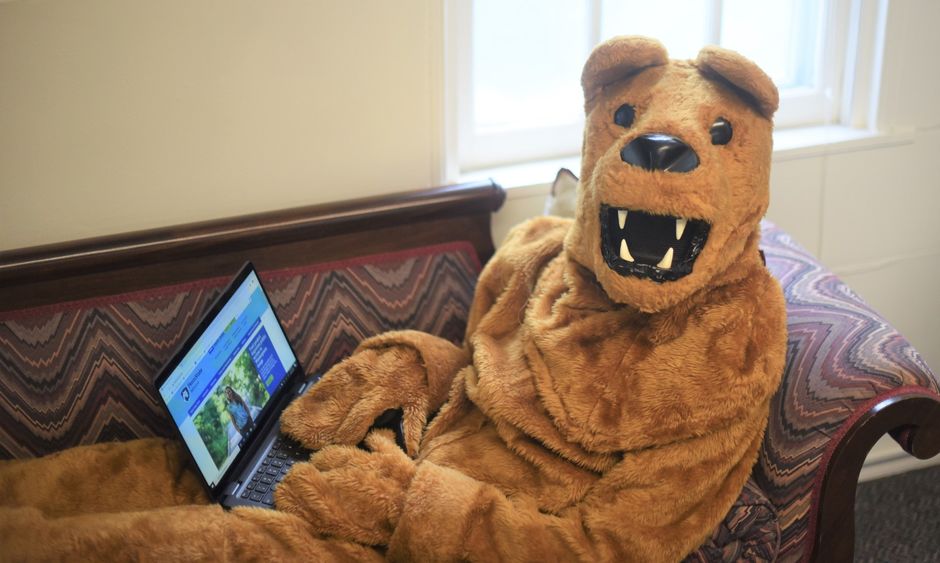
[600,204,710,282]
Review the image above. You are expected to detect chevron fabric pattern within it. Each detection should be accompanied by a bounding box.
[757,222,939,562]
[0,243,481,460]
[683,478,779,562]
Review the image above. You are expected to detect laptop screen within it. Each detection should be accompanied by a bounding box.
[158,267,298,489]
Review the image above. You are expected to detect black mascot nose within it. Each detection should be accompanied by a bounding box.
[620,134,699,173]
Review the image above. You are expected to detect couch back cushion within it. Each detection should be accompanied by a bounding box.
[0,243,480,459]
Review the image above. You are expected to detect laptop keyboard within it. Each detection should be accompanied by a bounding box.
[239,435,310,506]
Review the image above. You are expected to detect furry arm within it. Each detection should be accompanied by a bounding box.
[280,330,468,456]
[387,416,767,563]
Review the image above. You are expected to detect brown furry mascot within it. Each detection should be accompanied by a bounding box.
[0,36,786,562]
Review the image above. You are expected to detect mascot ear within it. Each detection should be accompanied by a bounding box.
[696,46,779,119]
[581,36,668,111]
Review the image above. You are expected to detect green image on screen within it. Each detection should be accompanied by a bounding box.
[192,351,270,468]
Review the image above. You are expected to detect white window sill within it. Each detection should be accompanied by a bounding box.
[772,124,914,160]
[459,125,915,199]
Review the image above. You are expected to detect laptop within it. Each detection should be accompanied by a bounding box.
[155,262,318,509]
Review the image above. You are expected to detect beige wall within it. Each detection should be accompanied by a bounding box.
[0,0,442,250]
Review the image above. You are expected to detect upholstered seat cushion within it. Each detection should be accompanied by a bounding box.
[684,477,780,562]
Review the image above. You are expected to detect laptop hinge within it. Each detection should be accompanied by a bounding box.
[222,481,240,497]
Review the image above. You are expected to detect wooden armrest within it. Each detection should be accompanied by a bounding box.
[812,390,940,561]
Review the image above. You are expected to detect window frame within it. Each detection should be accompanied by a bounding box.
[447,0,869,175]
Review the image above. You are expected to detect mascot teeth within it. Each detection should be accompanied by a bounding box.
[657,247,674,269]
[619,238,635,262]
[600,204,710,282]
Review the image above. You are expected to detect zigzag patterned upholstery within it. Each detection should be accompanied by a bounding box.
[683,478,780,562]
[758,221,939,562]
[0,243,480,460]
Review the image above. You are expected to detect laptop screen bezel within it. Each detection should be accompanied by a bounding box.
[153,261,305,501]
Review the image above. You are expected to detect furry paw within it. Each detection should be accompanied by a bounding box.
[280,345,428,453]
[274,430,416,546]
[280,331,469,456]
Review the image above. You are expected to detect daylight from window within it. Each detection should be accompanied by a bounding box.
[463,0,830,170]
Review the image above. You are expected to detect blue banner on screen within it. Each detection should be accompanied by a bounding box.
[247,327,287,394]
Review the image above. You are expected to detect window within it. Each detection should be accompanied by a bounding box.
[450,0,865,173]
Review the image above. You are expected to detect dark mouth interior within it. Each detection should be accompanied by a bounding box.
[600,204,710,282]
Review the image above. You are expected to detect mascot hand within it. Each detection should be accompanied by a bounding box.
[280,331,467,456]
[274,430,415,546]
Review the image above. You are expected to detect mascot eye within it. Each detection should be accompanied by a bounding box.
[710,117,733,145]
[613,104,636,128]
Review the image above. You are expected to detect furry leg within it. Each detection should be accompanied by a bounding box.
[0,438,206,517]
[0,503,383,562]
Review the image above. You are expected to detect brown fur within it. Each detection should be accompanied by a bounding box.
[0,439,383,561]
[0,36,787,562]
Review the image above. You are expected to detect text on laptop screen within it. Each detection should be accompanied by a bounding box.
[158,271,297,488]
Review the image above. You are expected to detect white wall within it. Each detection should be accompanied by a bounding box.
[772,135,940,373]
[0,0,442,250]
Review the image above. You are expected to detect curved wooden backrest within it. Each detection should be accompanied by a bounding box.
[0,181,506,312]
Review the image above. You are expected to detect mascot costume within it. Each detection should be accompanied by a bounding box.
[0,36,786,562]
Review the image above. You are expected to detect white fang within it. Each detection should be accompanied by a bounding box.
[619,239,635,262]
[676,218,687,240]
[618,209,628,230]
[657,247,674,269]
